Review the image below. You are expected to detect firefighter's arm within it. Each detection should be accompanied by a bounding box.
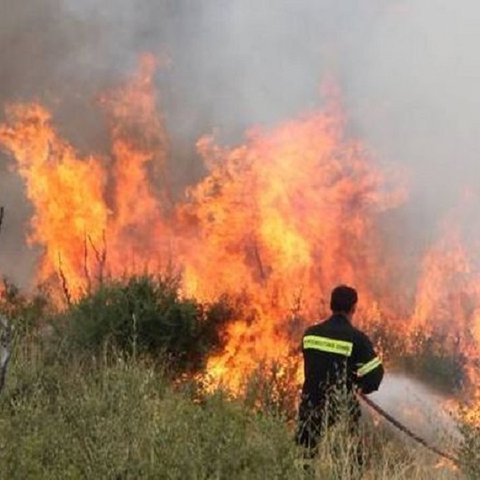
[354,333,384,394]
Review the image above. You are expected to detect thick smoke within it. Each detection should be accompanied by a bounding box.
[1,0,479,285]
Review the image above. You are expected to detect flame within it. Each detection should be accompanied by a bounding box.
[1,54,480,407]
[0,55,169,299]
[412,197,480,402]
[100,53,171,272]
[177,101,404,389]
[0,103,108,297]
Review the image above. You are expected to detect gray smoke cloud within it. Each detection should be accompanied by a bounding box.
[1,0,479,285]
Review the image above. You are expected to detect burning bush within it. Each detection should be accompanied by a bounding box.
[57,275,234,373]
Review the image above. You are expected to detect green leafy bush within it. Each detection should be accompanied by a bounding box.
[57,275,234,372]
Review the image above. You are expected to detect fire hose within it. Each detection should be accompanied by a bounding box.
[358,392,460,466]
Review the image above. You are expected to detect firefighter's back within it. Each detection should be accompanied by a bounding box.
[301,314,357,409]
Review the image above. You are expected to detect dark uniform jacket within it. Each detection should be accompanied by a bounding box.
[299,313,384,430]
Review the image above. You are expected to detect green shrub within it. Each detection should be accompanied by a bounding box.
[55,275,234,373]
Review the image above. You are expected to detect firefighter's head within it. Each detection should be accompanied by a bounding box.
[330,285,358,319]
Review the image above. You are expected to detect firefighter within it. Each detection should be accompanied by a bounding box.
[296,284,384,455]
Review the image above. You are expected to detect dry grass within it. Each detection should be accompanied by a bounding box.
[0,336,466,480]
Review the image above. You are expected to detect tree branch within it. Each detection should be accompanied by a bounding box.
[0,206,4,235]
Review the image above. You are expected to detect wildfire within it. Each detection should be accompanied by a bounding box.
[0,103,108,298]
[1,55,480,403]
[178,99,404,388]
[0,55,170,299]
[412,197,480,403]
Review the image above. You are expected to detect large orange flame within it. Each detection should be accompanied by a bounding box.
[0,103,108,297]
[0,55,169,299]
[100,53,171,273]
[177,98,405,388]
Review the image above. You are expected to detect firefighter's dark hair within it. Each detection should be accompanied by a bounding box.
[330,285,358,313]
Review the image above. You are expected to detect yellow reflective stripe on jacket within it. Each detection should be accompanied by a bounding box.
[357,357,382,377]
[303,335,353,357]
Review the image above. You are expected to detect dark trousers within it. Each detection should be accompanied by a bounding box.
[296,401,364,467]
